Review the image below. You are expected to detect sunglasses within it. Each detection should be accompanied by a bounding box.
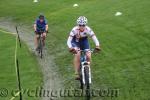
[79,25,85,27]
[39,17,44,19]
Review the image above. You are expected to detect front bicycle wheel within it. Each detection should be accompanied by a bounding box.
[39,37,43,58]
[84,66,91,99]
[80,73,84,89]
[79,65,84,89]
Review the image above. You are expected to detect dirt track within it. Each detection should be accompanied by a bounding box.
[0,19,63,100]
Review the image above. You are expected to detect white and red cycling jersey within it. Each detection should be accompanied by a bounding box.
[67,26,100,49]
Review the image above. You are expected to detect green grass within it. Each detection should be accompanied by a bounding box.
[0,0,150,100]
[0,31,42,100]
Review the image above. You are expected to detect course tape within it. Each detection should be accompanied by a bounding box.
[0,28,21,100]
[0,29,16,34]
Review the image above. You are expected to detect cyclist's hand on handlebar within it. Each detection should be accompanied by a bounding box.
[34,31,37,33]
[69,48,77,54]
[46,30,48,33]
[94,46,101,52]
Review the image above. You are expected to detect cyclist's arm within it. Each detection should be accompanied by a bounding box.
[45,24,48,32]
[91,35,100,47]
[67,29,75,48]
[67,36,73,48]
[34,24,37,32]
[87,27,100,47]
[34,20,37,32]
[45,20,48,32]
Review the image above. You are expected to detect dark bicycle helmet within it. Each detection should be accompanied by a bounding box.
[39,14,45,19]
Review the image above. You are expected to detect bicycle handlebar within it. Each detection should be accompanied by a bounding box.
[79,49,94,53]
[79,48,100,53]
[35,30,48,34]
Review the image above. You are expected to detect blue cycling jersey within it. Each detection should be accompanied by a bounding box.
[34,19,48,32]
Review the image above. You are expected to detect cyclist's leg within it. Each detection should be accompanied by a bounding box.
[74,48,80,73]
[34,32,40,50]
[42,32,47,46]
[72,42,81,79]
[86,51,91,63]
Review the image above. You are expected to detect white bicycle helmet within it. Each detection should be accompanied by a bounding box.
[77,16,88,25]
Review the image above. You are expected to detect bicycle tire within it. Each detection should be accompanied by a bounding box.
[84,66,91,99]
[80,66,84,89]
[39,36,43,58]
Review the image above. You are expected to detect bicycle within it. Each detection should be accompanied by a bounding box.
[78,49,100,99]
[37,31,44,58]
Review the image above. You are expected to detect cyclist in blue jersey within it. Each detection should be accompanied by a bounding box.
[34,14,48,50]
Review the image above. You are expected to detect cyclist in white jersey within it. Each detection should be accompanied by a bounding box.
[67,16,101,80]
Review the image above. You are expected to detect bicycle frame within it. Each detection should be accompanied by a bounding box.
[37,31,44,58]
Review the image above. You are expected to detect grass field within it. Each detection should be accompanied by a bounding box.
[0,31,42,100]
[0,0,150,100]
